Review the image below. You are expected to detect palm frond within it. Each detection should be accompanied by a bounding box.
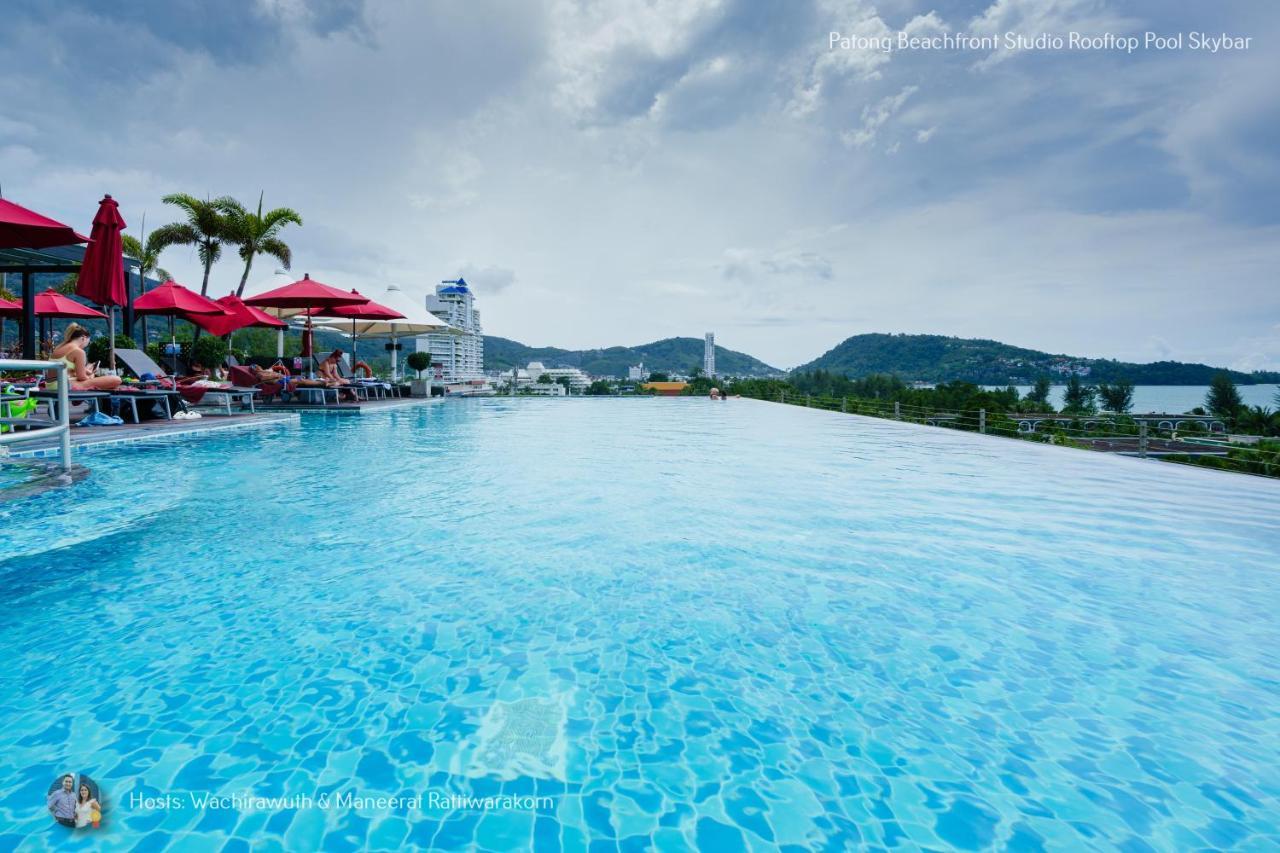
[259,237,292,269]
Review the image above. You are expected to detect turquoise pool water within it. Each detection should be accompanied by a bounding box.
[1,398,1277,850]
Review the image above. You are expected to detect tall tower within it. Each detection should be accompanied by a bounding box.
[420,277,484,382]
[703,332,716,378]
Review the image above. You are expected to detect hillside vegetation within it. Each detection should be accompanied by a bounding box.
[793,333,1280,385]
[484,336,781,377]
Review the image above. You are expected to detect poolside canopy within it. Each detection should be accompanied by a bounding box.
[0,198,87,249]
[309,284,463,380]
[33,292,107,319]
[134,280,228,318]
[75,195,128,369]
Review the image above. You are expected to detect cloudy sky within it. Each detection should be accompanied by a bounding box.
[2,0,1277,370]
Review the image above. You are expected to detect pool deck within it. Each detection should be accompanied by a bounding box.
[2,396,436,459]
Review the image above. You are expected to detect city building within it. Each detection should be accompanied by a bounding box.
[703,333,716,377]
[628,363,647,381]
[418,277,483,383]
[497,361,593,394]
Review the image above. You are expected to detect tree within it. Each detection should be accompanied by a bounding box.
[536,373,552,383]
[1205,372,1243,419]
[586,379,614,395]
[555,375,573,394]
[1061,375,1096,414]
[160,193,239,296]
[121,232,174,287]
[1236,406,1278,437]
[647,371,670,382]
[1096,379,1134,413]
[219,193,303,297]
[406,350,432,378]
[1026,376,1052,406]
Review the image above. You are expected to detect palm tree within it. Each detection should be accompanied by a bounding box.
[121,232,175,288]
[219,193,303,297]
[160,193,239,296]
[1236,405,1278,437]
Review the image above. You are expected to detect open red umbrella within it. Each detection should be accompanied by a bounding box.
[134,280,228,377]
[75,195,128,369]
[0,198,88,249]
[306,290,403,375]
[244,274,367,374]
[188,293,287,337]
[0,292,108,319]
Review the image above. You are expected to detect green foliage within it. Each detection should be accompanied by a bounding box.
[646,371,670,382]
[586,379,615,395]
[483,336,780,377]
[189,334,229,369]
[1096,379,1135,413]
[1061,376,1097,414]
[406,351,432,377]
[1027,376,1052,406]
[219,193,303,296]
[1205,372,1243,419]
[793,332,1280,385]
[160,193,240,295]
[1234,406,1278,437]
[86,334,137,365]
[536,373,552,383]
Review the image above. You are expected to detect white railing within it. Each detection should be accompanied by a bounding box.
[0,359,72,472]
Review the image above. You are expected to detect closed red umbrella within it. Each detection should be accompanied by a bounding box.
[0,198,88,249]
[75,195,128,370]
[244,274,368,374]
[188,293,286,336]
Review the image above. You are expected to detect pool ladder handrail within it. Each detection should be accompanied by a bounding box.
[0,359,72,472]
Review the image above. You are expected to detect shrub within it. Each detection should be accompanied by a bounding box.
[188,334,229,370]
[406,351,432,378]
[86,334,136,366]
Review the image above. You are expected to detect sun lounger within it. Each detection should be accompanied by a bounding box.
[110,388,177,422]
[193,386,258,415]
[30,390,109,420]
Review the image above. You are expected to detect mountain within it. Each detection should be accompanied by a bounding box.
[484,336,782,377]
[792,333,1280,385]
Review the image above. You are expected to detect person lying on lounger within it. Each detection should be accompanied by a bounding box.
[47,324,122,392]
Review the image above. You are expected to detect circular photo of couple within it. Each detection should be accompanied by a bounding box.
[46,772,102,830]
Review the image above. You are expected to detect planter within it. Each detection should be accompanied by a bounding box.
[409,379,432,398]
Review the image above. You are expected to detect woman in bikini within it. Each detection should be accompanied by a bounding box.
[47,324,123,392]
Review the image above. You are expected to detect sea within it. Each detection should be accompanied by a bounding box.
[986,384,1279,414]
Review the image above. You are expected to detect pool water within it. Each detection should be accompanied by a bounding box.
[1,399,1277,850]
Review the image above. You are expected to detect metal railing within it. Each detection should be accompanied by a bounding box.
[0,359,72,471]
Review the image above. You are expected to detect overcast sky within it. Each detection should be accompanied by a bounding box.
[2,0,1277,370]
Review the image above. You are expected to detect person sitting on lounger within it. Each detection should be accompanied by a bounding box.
[48,324,122,392]
[319,350,357,401]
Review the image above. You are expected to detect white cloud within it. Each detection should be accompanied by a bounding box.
[841,85,917,148]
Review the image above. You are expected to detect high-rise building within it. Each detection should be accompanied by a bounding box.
[703,332,716,378]
[419,278,484,382]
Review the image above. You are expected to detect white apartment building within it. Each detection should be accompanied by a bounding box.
[628,363,647,381]
[703,332,716,377]
[418,278,484,382]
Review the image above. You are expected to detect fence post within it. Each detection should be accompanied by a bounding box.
[894,401,901,420]
[979,408,986,435]
[781,390,786,404]
[1139,422,1148,459]
[805,394,811,407]
[841,397,847,413]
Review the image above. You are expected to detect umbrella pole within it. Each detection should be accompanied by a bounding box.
[391,334,399,382]
[276,328,284,358]
[108,307,117,372]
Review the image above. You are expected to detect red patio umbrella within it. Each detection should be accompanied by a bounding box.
[134,280,228,378]
[75,195,128,370]
[306,290,403,375]
[244,274,367,374]
[0,198,88,249]
[188,293,287,337]
[0,292,108,319]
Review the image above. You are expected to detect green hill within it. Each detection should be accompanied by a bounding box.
[793,333,1280,385]
[484,336,781,377]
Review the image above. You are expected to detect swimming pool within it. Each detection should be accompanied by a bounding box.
[1,398,1277,850]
